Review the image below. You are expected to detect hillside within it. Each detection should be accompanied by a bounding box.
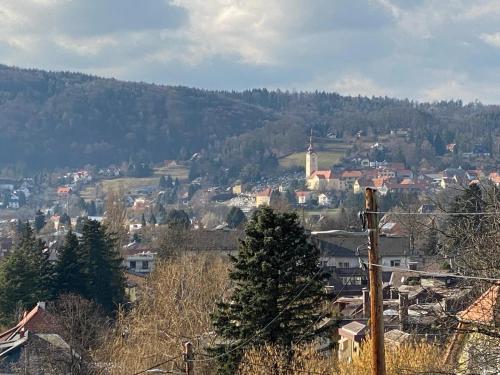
[0,64,499,180]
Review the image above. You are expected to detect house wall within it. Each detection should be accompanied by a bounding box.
[320,255,410,271]
[255,196,271,206]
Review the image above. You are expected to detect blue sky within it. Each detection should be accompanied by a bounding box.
[2,0,500,103]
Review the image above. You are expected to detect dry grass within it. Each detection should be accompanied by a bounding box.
[239,339,450,375]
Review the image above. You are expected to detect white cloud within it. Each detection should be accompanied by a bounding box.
[479,32,500,48]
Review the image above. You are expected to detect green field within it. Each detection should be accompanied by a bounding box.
[279,139,350,169]
[80,164,190,199]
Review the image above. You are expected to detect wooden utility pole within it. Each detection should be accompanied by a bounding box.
[183,341,194,375]
[365,187,386,375]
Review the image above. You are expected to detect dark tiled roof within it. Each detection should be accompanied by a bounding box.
[315,235,410,258]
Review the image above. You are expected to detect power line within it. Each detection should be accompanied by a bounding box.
[130,354,183,375]
[367,263,500,282]
[191,268,324,364]
[367,211,500,216]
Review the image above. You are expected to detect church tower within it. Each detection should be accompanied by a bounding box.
[305,129,318,178]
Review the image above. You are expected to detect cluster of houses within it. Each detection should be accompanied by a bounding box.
[250,133,500,208]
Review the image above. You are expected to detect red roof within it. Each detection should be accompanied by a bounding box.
[311,170,333,179]
[256,188,272,197]
[57,186,72,194]
[457,285,499,326]
[296,191,311,197]
[341,171,362,178]
[0,303,56,343]
[489,172,500,184]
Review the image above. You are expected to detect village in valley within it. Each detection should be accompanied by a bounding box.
[0,123,498,373]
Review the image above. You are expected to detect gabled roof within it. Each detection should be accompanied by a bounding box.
[341,170,362,178]
[311,170,333,179]
[339,321,367,341]
[315,235,410,258]
[457,284,500,326]
[256,188,272,197]
[295,191,311,197]
[0,303,56,343]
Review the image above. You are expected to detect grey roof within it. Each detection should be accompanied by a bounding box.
[340,321,367,336]
[315,235,410,258]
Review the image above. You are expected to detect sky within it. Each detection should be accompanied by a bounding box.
[2,0,500,103]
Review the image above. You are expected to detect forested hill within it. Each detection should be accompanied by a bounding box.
[0,64,499,175]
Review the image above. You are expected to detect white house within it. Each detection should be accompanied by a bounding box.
[296,191,313,205]
[126,251,156,274]
[318,193,330,206]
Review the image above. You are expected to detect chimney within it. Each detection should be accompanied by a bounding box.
[362,288,370,318]
[399,292,409,331]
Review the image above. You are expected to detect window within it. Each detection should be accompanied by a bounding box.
[319,260,328,268]
[129,261,136,270]
[338,262,350,268]
[141,261,149,270]
[390,260,401,267]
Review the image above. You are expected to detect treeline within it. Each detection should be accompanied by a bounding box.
[0,65,499,180]
[0,219,125,324]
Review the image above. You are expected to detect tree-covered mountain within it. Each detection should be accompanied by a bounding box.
[0,64,498,177]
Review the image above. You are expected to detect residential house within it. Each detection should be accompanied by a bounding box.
[341,171,363,190]
[126,251,156,274]
[489,172,500,186]
[133,197,148,209]
[296,191,313,205]
[445,285,499,374]
[338,321,367,362]
[255,188,272,206]
[56,186,72,196]
[318,193,330,206]
[232,183,244,195]
[0,302,77,374]
[315,234,414,294]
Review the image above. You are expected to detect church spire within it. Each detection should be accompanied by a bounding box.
[308,128,314,152]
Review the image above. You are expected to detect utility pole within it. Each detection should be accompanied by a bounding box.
[183,341,194,375]
[365,187,386,375]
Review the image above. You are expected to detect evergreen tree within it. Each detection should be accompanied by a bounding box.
[54,231,86,296]
[86,200,97,216]
[211,207,327,373]
[226,206,246,229]
[79,220,126,313]
[159,175,167,189]
[0,225,53,323]
[165,175,173,187]
[166,209,190,230]
[75,216,86,233]
[156,203,167,225]
[141,213,147,228]
[34,209,46,232]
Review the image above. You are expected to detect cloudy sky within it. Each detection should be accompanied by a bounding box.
[2,0,500,103]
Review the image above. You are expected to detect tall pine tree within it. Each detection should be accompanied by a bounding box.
[54,230,87,296]
[79,220,126,313]
[0,224,54,324]
[211,207,327,373]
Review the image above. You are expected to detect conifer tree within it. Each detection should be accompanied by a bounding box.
[159,175,167,189]
[54,231,86,296]
[0,224,54,323]
[79,220,126,313]
[211,207,327,373]
[34,209,46,232]
[226,206,246,229]
[141,213,147,228]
